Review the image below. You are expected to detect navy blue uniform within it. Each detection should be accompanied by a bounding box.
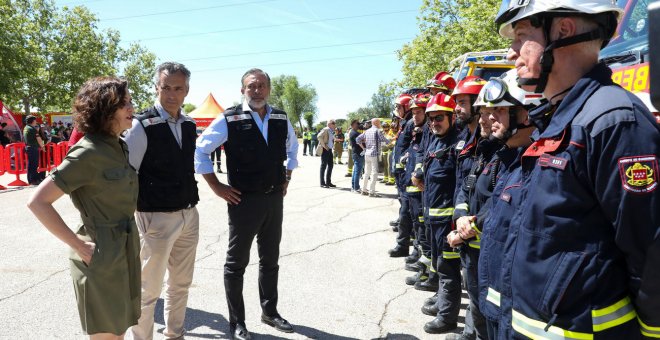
[403,124,430,265]
[420,128,461,323]
[501,63,660,338]
[394,119,415,249]
[477,146,524,339]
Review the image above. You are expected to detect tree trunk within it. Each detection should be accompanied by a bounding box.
[23,97,31,120]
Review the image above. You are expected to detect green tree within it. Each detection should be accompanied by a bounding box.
[0,0,155,115]
[397,0,508,86]
[183,103,197,113]
[121,44,156,110]
[303,111,315,129]
[269,75,318,131]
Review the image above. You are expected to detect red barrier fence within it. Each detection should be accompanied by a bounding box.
[1,142,71,189]
[0,145,5,190]
[4,142,28,187]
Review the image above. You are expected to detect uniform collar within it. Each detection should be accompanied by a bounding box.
[529,62,614,140]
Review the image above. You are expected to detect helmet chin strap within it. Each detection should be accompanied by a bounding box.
[517,15,610,94]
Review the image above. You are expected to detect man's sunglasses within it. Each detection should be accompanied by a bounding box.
[427,114,448,122]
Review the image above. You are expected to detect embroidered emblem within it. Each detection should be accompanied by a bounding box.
[618,155,657,193]
[226,114,252,122]
[538,154,568,170]
[455,140,465,151]
[270,113,287,120]
[500,192,511,203]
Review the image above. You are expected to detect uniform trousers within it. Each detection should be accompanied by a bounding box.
[26,146,40,184]
[302,139,311,155]
[459,245,487,339]
[431,222,461,324]
[408,194,428,255]
[225,191,284,326]
[131,207,200,340]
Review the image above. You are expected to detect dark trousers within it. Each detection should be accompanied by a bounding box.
[26,146,40,184]
[396,193,413,248]
[408,195,428,255]
[320,148,333,185]
[460,245,487,339]
[225,191,283,325]
[432,222,462,323]
[486,319,499,340]
[210,147,222,169]
[303,140,311,155]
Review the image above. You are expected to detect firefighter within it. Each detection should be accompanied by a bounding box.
[401,93,435,289]
[494,0,660,337]
[427,71,457,96]
[472,69,542,339]
[389,93,415,257]
[413,93,462,334]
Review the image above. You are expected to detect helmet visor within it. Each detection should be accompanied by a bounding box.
[483,78,523,106]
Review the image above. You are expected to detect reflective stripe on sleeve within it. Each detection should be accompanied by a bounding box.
[639,317,660,338]
[418,216,424,223]
[442,251,460,259]
[395,163,405,169]
[591,296,636,332]
[428,207,455,216]
[406,186,422,193]
[512,310,593,340]
[486,287,500,307]
[455,203,469,212]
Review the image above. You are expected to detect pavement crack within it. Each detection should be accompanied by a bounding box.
[377,287,414,338]
[195,232,225,263]
[0,268,68,303]
[376,268,405,282]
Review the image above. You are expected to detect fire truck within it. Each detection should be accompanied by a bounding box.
[600,0,659,122]
[448,49,514,82]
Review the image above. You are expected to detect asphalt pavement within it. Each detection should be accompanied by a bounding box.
[0,149,466,339]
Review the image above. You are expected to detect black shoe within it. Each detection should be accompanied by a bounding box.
[345,173,351,177]
[445,333,473,340]
[389,219,400,227]
[424,293,438,306]
[261,314,294,333]
[327,183,337,188]
[217,169,223,173]
[388,245,409,257]
[405,271,428,286]
[321,184,329,188]
[230,323,251,340]
[424,317,457,334]
[392,225,399,232]
[404,250,420,264]
[405,261,424,272]
[414,277,439,292]
[421,303,439,317]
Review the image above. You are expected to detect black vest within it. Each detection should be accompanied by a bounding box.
[135,107,199,212]
[223,105,288,192]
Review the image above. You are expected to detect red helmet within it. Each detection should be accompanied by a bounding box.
[451,76,488,98]
[410,93,432,109]
[426,72,457,91]
[395,93,414,112]
[426,93,456,114]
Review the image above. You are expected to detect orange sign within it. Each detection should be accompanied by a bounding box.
[611,62,649,94]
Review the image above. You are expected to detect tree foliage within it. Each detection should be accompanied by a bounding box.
[269,75,318,131]
[347,83,398,124]
[397,0,509,87]
[0,0,155,115]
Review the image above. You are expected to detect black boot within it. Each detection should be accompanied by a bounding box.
[414,274,439,292]
[404,248,420,264]
[424,293,438,306]
[421,303,439,317]
[405,268,428,286]
[389,218,400,227]
[388,245,409,257]
[424,317,457,334]
[405,261,424,272]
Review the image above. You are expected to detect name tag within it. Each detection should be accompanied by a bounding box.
[270,113,287,120]
[227,114,252,122]
[538,154,568,170]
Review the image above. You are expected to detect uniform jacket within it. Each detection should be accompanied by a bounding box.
[503,63,660,339]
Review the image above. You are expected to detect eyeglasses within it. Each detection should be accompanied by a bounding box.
[427,114,448,122]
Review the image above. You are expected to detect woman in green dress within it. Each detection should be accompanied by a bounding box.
[28,77,139,339]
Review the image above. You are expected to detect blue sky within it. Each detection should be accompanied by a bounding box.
[55,0,423,123]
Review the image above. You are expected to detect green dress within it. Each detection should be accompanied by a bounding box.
[50,133,140,335]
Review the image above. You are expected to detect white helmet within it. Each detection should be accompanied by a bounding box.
[496,0,623,39]
[475,69,544,109]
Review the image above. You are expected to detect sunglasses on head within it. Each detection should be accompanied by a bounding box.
[427,114,448,122]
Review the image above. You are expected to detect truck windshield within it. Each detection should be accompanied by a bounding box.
[600,0,649,60]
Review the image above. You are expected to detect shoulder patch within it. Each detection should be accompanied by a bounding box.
[618,155,658,194]
[226,114,252,122]
[270,113,287,120]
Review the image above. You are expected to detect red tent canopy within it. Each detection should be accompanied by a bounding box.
[188,93,225,130]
